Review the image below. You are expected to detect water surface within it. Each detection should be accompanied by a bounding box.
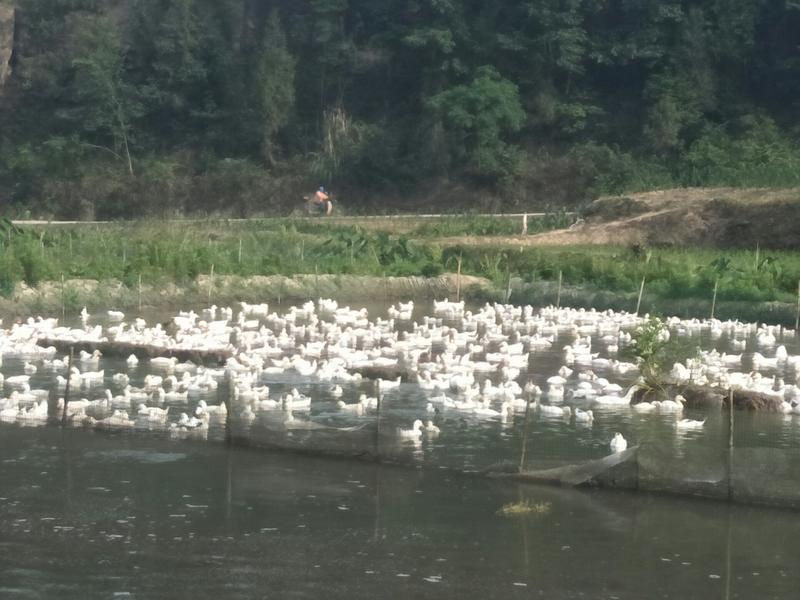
[0,426,798,599]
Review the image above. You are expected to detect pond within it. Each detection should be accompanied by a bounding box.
[1,425,799,599]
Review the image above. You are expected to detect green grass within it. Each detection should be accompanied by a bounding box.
[409,211,574,237]
[2,219,800,324]
[451,244,800,307]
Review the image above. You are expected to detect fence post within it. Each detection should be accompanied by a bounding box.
[505,264,513,304]
[60,274,66,319]
[635,275,646,316]
[374,380,382,461]
[456,254,462,302]
[795,280,800,332]
[208,264,214,303]
[727,388,734,502]
[555,270,562,309]
[521,213,528,235]
[60,347,74,427]
[519,391,533,472]
[225,369,234,445]
[138,274,142,311]
[711,278,719,320]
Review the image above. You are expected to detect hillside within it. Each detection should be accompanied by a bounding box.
[1,2,800,218]
[533,188,800,249]
[434,188,800,250]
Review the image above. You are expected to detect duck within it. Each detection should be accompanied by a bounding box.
[337,399,364,415]
[196,399,227,419]
[594,383,640,406]
[282,388,311,410]
[537,403,571,418]
[137,403,170,425]
[610,432,627,453]
[574,408,594,423]
[172,411,209,430]
[111,373,130,388]
[423,420,440,435]
[378,376,402,391]
[676,418,706,429]
[397,419,423,439]
[96,410,135,429]
[151,356,179,371]
[352,394,375,410]
[658,394,685,412]
[18,400,49,423]
[545,375,566,400]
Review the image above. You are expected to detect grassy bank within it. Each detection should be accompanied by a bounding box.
[2,218,799,324]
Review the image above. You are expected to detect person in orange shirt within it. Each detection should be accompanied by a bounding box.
[314,186,333,215]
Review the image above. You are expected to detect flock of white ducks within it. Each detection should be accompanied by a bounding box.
[0,299,798,457]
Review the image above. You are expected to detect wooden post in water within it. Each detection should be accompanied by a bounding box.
[506,265,511,304]
[795,280,800,332]
[711,277,719,320]
[635,275,646,316]
[635,252,652,317]
[60,347,74,427]
[60,273,66,319]
[224,369,234,445]
[205,264,214,304]
[456,254,462,302]
[555,270,563,308]
[518,391,533,473]
[727,387,734,502]
[374,380,382,460]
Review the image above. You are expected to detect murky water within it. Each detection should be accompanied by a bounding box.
[4,301,800,597]
[3,301,800,492]
[1,425,799,599]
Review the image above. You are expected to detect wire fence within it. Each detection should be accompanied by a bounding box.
[1,338,797,510]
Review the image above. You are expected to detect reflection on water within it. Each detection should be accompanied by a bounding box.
[1,426,799,599]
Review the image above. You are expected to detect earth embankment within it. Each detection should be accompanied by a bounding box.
[433,188,800,249]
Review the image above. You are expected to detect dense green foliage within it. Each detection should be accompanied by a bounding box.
[2,0,800,217]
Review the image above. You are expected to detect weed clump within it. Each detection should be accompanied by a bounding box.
[497,499,552,517]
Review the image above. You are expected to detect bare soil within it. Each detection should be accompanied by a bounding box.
[431,187,800,249]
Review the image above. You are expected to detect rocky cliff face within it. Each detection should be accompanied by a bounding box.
[0,1,14,89]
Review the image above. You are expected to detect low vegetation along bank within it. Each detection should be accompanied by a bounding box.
[2,218,799,324]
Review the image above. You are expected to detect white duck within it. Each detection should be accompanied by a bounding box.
[610,432,628,453]
[676,418,705,429]
[397,419,423,439]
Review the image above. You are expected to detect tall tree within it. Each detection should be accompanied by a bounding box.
[253,9,295,166]
[70,15,138,175]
